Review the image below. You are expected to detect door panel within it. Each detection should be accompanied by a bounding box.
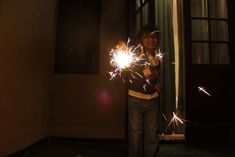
[184,0,235,146]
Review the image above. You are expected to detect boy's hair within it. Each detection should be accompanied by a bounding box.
[137,25,160,44]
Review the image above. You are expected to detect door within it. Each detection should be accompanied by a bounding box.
[184,0,235,146]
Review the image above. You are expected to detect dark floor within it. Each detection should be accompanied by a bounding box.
[17,139,235,157]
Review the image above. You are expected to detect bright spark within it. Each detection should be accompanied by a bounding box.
[162,113,167,121]
[146,79,152,86]
[109,39,141,80]
[134,71,143,78]
[143,84,147,92]
[155,51,165,61]
[111,49,135,69]
[198,86,211,96]
[165,112,184,131]
[108,38,165,84]
[150,30,160,35]
[172,112,184,124]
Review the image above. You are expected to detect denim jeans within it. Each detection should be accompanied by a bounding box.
[128,95,160,157]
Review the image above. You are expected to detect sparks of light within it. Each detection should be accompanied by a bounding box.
[155,51,165,61]
[134,71,143,78]
[109,39,141,80]
[165,112,184,131]
[198,86,211,96]
[162,113,167,121]
[111,49,135,69]
[145,79,152,86]
[143,84,147,92]
[108,38,165,86]
[172,112,184,124]
[150,30,160,35]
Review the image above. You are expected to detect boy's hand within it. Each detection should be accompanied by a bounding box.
[118,40,127,50]
[155,83,161,92]
[143,66,151,78]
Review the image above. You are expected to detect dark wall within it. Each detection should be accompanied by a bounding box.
[49,0,128,139]
[0,0,57,156]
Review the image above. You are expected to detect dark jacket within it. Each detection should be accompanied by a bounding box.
[127,48,160,94]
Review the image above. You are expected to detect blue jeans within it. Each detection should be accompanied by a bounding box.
[128,96,160,157]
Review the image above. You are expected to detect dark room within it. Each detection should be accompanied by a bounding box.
[0,0,235,157]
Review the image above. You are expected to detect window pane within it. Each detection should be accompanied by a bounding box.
[192,43,209,64]
[143,3,149,25]
[191,0,208,17]
[211,20,228,41]
[136,0,140,10]
[136,0,147,10]
[191,20,208,40]
[210,0,228,18]
[55,0,100,74]
[136,13,141,35]
[211,43,230,64]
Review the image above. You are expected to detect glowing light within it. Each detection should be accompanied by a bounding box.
[150,30,160,35]
[162,113,167,121]
[109,39,141,81]
[198,86,211,96]
[165,112,185,132]
[155,51,165,61]
[172,112,184,124]
[110,49,135,70]
[108,38,165,91]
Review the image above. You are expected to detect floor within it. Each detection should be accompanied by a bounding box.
[17,139,235,157]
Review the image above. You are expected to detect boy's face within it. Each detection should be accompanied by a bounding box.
[142,33,158,50]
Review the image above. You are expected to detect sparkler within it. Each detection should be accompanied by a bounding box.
[109,38,141,81]
[108,39,164,85]
[109,34,199,136]
[198,86,211,96]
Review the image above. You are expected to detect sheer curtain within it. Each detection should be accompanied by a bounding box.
[153,0,186,135]
[134,0,185,135]
[154,0,176,134]
[174,0,185,134]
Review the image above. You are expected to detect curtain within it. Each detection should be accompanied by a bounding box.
[155,0,184,134]
[155,0,176,134]
[133,0,185,135]
[175,0,185,134]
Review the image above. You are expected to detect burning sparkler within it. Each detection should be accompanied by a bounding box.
[198,86,211,96]
[109,38,164,95]
[108,38,165,91]
[108,38,141,81]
